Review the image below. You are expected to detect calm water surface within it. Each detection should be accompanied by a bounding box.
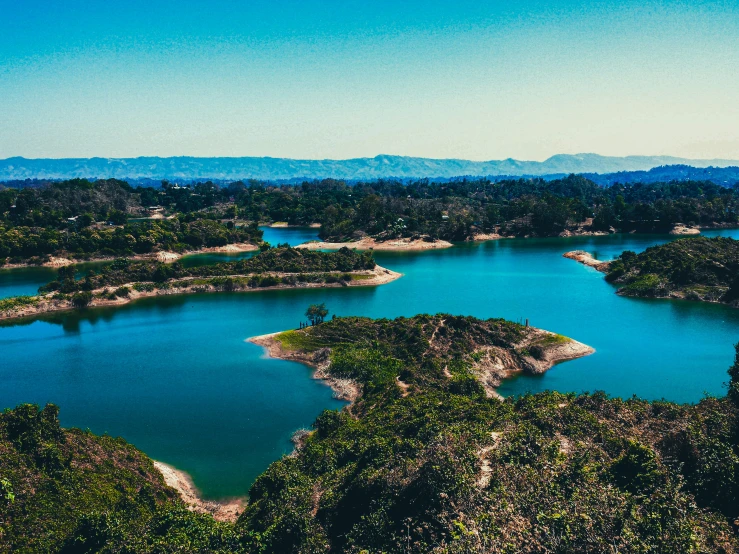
[1,227,738,498]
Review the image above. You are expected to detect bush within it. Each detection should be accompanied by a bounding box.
[71,291,92,308]
[114,286,130,298]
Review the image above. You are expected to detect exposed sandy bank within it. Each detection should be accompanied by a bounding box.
[156,251,182,263]
[2,243,260,269]
[296,237,453,251]
[268,222,321,228]
[563,250,612,272]
[471,329,595,398]
[0,265,401,322]
[670,225,701,235]
[153,461,244,523]
[471,233,508,241]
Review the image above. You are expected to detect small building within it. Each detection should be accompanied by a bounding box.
[148,206,164,213]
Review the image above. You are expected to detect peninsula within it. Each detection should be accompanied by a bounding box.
[0,247,400,322]
[565,237,739,307]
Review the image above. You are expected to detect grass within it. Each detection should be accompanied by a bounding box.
[274,329,328,351]
[0,295,39,313]
[533,333,571,347]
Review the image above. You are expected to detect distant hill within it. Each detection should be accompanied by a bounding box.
[584,165,739,186]
[1,154,738,182]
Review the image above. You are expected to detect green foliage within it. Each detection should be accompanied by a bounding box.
[305,302,329,325]
[4,317,739,552]
[0,295,38,314]
[71,291,92,308]
[37,248,376,294]
[606,237,739,305]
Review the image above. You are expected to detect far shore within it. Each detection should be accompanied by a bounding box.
[1,243,260,270]
[296,237,453,251]
[267,222,321,228]
[0,265,402,322]
[153,460,244,523]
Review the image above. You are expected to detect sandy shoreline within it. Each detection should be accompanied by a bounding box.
[563,250,612,272]
[268,222,321,228]
[153,461,244,523]
[1,243,260,270]
[296,237,453,251]
[248,332,360,404]
[0,265,402,322]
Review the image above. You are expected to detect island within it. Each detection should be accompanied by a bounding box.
[565,237,739,307]
[2,316,738,552]
[249,314,594,400]
[0,247,400,321]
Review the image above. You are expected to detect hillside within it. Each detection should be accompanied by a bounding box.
[3,315,738,552]
[3,154,739,181]
[605,237,739,306]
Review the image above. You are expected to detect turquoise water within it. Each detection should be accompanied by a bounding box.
[1,227,738,498]
[260,225,319,246]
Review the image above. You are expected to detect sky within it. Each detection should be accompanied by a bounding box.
[1,0,738,161]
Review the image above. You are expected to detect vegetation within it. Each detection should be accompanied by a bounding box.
[3,316,738,552]
[305,303,329,325]
[606,237,739,306]
[228,176,739,240]
[0,179,261,265]
[0,296,38,314]
[3,177,738,264]
[36,247,375,295]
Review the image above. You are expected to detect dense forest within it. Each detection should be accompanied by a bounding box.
[0,179,260,264]
[606,237,739,306]
[2,176,738,263]
[2,315,738,552]
[232,177,739,241]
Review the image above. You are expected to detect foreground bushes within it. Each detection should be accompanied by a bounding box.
[2,317,738,553]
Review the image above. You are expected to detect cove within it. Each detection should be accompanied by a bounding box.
[1,227,738,499]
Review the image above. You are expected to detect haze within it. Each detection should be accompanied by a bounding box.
[1,0,738,161]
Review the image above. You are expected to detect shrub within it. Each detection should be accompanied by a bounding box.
[71,291,92,308]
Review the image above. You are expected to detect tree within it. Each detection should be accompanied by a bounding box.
[729,343,739,407]
[71,292,92,309]
[305,303,329,326]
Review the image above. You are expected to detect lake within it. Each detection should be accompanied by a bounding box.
[1,227,738,499]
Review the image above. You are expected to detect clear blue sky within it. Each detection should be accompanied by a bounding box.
[1,0,737,160]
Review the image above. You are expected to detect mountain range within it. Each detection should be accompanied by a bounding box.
[1,154,738,182]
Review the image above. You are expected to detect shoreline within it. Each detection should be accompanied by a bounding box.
[563,250,612,272]
[267,222,321,228]
[153,460,245,523]
[296,237,453,251]
[0,243,260,270]
[0,265,402,322]
[473,329,595,398]
[248,332,360,404]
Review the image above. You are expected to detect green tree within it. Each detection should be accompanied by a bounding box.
[305,303,329,325]
[729,343,739,406]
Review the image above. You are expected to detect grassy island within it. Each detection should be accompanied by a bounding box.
[3,316,739,552]
[604,237,739,306]
[0,247,399,321]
